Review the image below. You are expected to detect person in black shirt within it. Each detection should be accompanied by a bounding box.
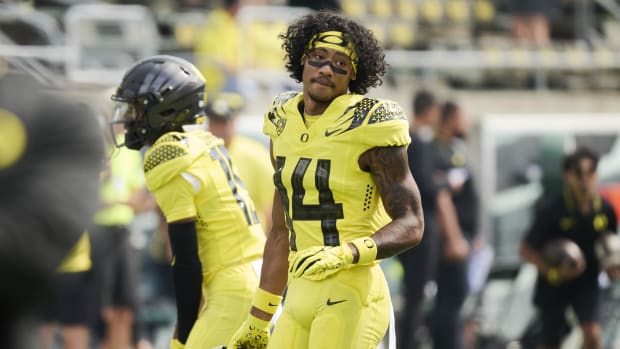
[430,100,478,349]
[398,92,469,349]
[520,146,618,349]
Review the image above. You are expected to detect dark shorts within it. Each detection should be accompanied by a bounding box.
[43,271,95,325]
[535,274,601,346]
[90,225,138,310]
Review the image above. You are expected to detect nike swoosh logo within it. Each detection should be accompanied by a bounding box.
[268,302,279,307]
[324,129,342,137]
[326,298,347,306]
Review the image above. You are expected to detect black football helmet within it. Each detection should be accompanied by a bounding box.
[111,55,207,150]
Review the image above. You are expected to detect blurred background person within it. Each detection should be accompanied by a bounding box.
[511,0,560,46]
[430,101,479,349]
[520,146,618,349]
[397,90,469,349]
[39,231,94,349]
[194,0,242,93]
[90,124,154,349]
[0,71,104,349]
[205,92,273,231]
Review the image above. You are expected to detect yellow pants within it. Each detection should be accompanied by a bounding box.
[269,264,390,349]
[185,261,259,349]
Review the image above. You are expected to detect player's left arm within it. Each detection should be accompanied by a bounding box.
[358,145,424,259]
[291,145,424,279]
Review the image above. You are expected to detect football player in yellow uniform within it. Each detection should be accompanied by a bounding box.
[229,11,424,349]
[110,56,265,349]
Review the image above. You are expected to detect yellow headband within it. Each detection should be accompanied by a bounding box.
[308,31,358,73]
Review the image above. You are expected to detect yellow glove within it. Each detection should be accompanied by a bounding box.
[290,237,378,281]
[170,338,184,349]
[227,314,270,349]
[227,288,282,349]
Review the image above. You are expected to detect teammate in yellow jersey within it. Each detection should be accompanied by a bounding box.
[110,55,265,349]
[206,92,274,231]
[229,11,424,349]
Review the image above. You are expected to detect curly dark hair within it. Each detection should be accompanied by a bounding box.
[280,11,388,95]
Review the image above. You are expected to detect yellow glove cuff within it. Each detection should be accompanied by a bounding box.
[170,338,184,349]
[247,312,272,331]
[350,237,378,265]
[252,288,282,315]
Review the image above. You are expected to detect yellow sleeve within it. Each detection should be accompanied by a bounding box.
[152,174,197,223]
[359,100,411,148]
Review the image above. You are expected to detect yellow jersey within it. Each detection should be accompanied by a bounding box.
[144,130,265,277]
[263,92,410,251]
[227,135,274,230]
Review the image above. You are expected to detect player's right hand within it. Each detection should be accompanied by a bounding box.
[226,313,270,349]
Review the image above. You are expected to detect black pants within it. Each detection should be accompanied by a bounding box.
[431,258,469,349]
[396,221,439,349]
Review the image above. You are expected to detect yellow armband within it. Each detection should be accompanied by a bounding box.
[252,287,282,316]
[350,237,378,265]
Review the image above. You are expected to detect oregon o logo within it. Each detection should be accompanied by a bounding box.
[300,133,309,143]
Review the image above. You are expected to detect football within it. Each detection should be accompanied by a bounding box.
[542,238,586,277]
[594,232,620,281]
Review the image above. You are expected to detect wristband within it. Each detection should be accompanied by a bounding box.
[546,267,560,285]
[252,288,282,315]
[350,237,378,265]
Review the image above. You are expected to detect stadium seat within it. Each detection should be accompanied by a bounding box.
[369,0,392,19]
[235,5,311,80]
[474,0,495,24]
[593,46,616,68]
[341,0,368,18]
[419,0,443,24]
[363,17,388,46]
[445,0,469,24]
[389,20,416,49]
[0,4,63,46]
[63,3,158,85]
[565,45,589,69]
[395,0,418,21]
